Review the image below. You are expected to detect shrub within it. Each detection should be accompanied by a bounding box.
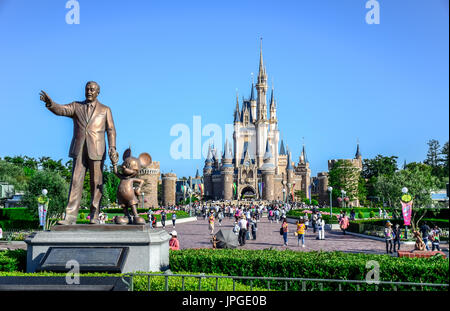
[0,249,27,272]
[79,212,86,220]
[369,211,376,218]
[169,249,449,290]
[357,211,364,219]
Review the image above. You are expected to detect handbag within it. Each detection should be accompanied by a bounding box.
[280,227,284,235]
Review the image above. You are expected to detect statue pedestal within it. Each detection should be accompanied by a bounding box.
[25,225,170,273]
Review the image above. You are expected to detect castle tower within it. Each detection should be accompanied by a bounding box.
[269,86,277,125]
[203,144,214,198]
[286,147,294,200]
[138,159,160,208]
[261,140,275,201]
[221,139,234,200]
[161,172,177,206]
[255,39,269,167]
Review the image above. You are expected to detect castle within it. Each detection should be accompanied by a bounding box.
[202,44,311,201]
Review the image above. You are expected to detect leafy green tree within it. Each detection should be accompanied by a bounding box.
[328,160,360,203]
[439,141,449,177]
[0,159,29,191]
[22,169,69,222]
[362,155,398,179]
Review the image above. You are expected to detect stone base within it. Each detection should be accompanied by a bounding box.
[25,225,171,273]
[398,250,446,259]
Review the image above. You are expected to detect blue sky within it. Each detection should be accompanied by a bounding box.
[0,0,448,178]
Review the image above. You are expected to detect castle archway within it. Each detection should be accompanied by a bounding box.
[240,186,257,200]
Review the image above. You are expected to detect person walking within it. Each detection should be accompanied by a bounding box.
[208,212,215,235]
[339,212,349,235]
[161,210,167,228]
[238,215,248,246]
[250,215,257,240]
[312,212,318,233]
[218,210,224,226]
[281,218,289,246]
[233,221,240,236]
[269,209,274,223]
[172,212,177,228]
[393,223,402,252]
[316,216,324,240]
[420,222,431,251]
[384,221,394,254]
[169,231,180,250]
[296,219,306,248]
[431,225,441,251]
[275,209,280,223]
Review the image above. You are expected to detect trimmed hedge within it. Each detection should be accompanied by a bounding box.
[169,249,449,290]
[0,271,267,291]
[0,249,27,272]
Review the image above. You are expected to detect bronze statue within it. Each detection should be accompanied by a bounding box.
[413,230,426,251]
[113,148,151,225]
[39,81,118,225]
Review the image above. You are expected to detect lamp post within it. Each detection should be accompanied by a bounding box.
[341,190,346,208]
[328,186,333,220]
[402,187,408,239]
[141,192,145,210]
[282,188,286,203]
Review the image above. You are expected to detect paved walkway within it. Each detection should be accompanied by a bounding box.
[3,217,448,257]
[169,216,449,256]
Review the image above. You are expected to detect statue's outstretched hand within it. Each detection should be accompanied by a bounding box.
[39,90,53,106]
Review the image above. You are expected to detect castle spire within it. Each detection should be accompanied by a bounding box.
[279,140,286,155]
[286,147,293,171]
[234,91,241,123]
[355,141,361,159]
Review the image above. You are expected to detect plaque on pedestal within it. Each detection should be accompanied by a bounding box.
[37,247,129,273]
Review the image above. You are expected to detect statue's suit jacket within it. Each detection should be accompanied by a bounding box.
[47,100,116,161]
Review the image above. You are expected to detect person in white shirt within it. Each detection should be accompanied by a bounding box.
[317,216,325,240]
[238,215,248,246]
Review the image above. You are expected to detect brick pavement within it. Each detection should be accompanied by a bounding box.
[169,216,449,256]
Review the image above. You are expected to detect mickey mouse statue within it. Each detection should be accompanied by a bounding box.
[112,148,152,225]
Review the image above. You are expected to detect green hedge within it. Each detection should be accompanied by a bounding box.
[0,271,267,291]
[169,249,449,290]
[0,249,27,272]
[286,210,338,224]
[0,219,40,230]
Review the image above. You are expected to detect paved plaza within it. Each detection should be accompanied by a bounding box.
[167,216,449,256]
[2,217,448,257]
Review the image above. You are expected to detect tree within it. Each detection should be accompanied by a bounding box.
[0,159,29,191]
[362,155,398,179]
[22,169,69,223]
[439,141,449,177]
[328,160,360,203]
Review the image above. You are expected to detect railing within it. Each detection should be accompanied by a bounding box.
[121,272,449,292]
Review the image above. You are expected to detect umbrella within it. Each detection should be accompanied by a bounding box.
[214,229,239,249]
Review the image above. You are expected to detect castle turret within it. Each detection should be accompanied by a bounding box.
[203,145,214,198]
[261,140,275,201]
[221,139,234,200]
[161,172,177,206]
[269,86,277,125]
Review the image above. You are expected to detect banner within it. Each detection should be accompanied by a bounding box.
[199,184,204,196]
[258,182,264,197]
[232,183,237,195]
[37,195,49,227]
[401,200,413,226]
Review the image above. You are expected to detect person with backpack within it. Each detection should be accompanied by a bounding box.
[172,212,177,228]
[269,209,274,223]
